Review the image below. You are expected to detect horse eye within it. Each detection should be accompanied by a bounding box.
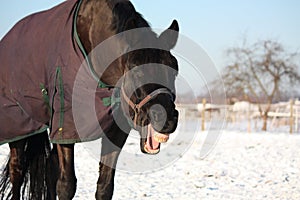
[133,69,143,78]
[137,71,144,78]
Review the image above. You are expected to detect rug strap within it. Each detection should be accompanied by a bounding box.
[73,0,110,89]
[102,88,121,107]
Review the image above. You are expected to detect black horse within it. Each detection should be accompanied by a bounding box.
[0,0,179,199]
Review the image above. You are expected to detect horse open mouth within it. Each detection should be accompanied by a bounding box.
[140,124,169,154]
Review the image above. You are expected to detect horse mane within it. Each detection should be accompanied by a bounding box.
[111,1,150,33]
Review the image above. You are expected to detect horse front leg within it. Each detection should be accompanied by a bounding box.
[8,139,26,200]
[96,129,129,200]
[56,144,77,200]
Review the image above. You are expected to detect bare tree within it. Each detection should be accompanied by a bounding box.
[222,39,300,131]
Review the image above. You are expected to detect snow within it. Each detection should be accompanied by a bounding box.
[1,122,300,199]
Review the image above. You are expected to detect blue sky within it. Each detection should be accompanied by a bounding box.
[1,0,300,70]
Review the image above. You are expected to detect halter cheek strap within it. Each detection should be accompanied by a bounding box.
[121,87,173,129]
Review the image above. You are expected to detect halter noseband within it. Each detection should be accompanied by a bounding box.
[121,86,173,129]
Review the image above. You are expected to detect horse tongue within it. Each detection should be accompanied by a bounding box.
[144,125,169,154]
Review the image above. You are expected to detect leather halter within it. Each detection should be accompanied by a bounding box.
[121,86,173,129]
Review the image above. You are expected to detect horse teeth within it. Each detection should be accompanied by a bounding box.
[154,134,168,143]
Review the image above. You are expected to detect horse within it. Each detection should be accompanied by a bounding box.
[0,0,179,199]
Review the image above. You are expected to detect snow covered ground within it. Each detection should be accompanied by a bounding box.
[0,121,300,199]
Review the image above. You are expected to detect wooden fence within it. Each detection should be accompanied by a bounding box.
[176,99,300,133]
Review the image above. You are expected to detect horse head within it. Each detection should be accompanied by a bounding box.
[120,20,179,154]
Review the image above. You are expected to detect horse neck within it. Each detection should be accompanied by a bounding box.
[77,0,116,51]
[77,0,155,86]
[77,0,126,86]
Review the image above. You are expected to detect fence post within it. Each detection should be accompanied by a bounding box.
[296,102,299,133]
[247,102,251,133]
[202,98,206,131]
[290,99,294,134]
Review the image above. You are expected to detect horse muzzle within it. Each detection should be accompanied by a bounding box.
[141,105,178,155]
[149,104,178,133]
[121,86,178,154]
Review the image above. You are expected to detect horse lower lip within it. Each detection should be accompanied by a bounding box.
[143,143,160,154]
[140,124,167,155]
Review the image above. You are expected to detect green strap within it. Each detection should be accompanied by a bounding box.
[73,0,122,107]
[73,0,109,89]
[56,67,64,133]
[102,97,112,107]
[47,67,64,134]
[102,87,121,107]
[102,96,121,107]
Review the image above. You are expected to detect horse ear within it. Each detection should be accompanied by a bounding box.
[159,20,179,50]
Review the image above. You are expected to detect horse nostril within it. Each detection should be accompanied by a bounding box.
[149,104,167,122]
[149,104,167,131]
[150,111,159,121]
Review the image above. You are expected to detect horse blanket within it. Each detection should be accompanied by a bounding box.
[0,0,116,144]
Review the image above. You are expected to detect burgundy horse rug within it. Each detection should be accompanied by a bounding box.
[0,0,115,144]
